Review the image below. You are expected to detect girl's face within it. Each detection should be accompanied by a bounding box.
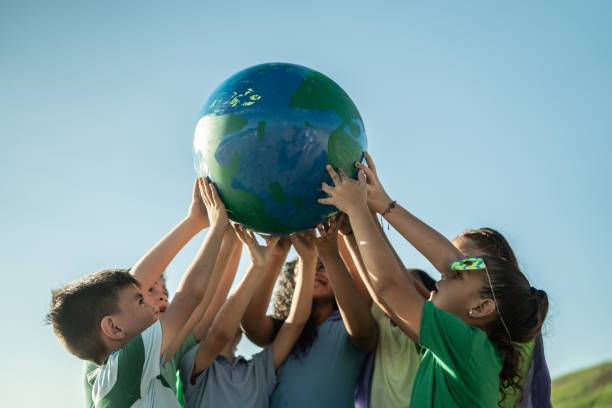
[432,236,493,324]
[313,259,334,301]
[143,277,169,316]
[429,269,485,322]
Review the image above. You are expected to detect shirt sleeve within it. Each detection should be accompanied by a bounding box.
[92,321,163,407]
[178,344,212,392]
[169,332,198,367]
[419,301,475,374]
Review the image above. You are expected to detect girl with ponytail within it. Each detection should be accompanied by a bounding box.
[319,153,549,407]
[454,228,552,407]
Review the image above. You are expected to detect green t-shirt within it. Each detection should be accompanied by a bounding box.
[410,301,503,407]
[83,322,197,407]
[498,340,535,407]
[370,303,421,408]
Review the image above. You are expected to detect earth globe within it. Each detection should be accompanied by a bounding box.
[193,62,367,234]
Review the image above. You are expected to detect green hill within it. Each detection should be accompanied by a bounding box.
[552,361,612,408]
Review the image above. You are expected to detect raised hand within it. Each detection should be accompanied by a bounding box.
[355,152,393,214]
[234,225,280,267]
[263,235,292,257]
[290,231,317,261]
[318,165,368,215]
[187,178,210,230]
[314,217,340,259]
[198,178,229,230]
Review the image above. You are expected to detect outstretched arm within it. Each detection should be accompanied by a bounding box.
[192,231,242,342]
[314,218,377,351]
[192,227,279,377]
[339,214,427,339]
[355,152,463,275]
[270,233,316,370]
[131,179,210,290]
[159,178,228,357]
[165,226,241,361]
[336,213,371,304]
[319,167,423,342]
[241,237,291,346]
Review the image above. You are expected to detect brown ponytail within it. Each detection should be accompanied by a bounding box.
[478,255,549,404]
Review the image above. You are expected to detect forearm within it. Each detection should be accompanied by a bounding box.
[131,217,202,289]
[337,235,371,303]
[160,223,227,358]
[348,205,420,301]
[241,250,288,345]
[176,224,226,300]
[272,257,314,370]
[382,204,462,275]
[342,233,392,312]
[192,236,242,341]
[321,251,377,350]
[206,264,264,346]
[285,258,315,325]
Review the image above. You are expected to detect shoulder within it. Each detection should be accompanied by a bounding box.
[91,321,163,406]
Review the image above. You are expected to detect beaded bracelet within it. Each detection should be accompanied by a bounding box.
[381,200,397,216]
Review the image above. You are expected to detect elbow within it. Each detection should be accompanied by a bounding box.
[207,326,233,347]
[240,323,274,347]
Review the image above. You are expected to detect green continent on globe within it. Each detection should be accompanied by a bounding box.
[290,72,363,176]
[196,113,294,234]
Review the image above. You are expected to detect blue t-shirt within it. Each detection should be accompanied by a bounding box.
[270,313,368,408]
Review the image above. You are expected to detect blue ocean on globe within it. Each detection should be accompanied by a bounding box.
[193,63,367,234]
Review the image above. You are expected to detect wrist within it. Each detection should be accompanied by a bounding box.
[184,215,210,231]
[344,200,370,217]
[298,255,317,267]
[371,194,393,214]
[209,220,228,234]
[380,200,397,217]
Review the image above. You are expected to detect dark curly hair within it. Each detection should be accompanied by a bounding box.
[271,258,337,356]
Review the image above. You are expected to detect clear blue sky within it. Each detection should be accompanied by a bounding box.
[1,1,611,406]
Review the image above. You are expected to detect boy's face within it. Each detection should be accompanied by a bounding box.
[143,277,169,315]
[114,284,158,339]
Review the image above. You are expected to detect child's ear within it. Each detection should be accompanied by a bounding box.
[100,316,126,340]
[469,298,496,319]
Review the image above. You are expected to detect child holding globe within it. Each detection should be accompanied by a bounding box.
[177,228,316,408]
[319,153,549,407]
[48,178,233,407]
[241,222,377,407]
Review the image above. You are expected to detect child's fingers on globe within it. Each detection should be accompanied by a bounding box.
[364,152,377,174]
[198,179,210,207]
[269,236,281,247]
[192,178,200,199]
[317,197,335,206]
[337,168,349,181]
[358,170,367,183]
[208,181,223,204]
[355,162,374,180]
[325,165,341,185]
[321,182,333,194]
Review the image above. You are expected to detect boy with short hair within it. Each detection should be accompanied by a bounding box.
[47,178,228,407]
